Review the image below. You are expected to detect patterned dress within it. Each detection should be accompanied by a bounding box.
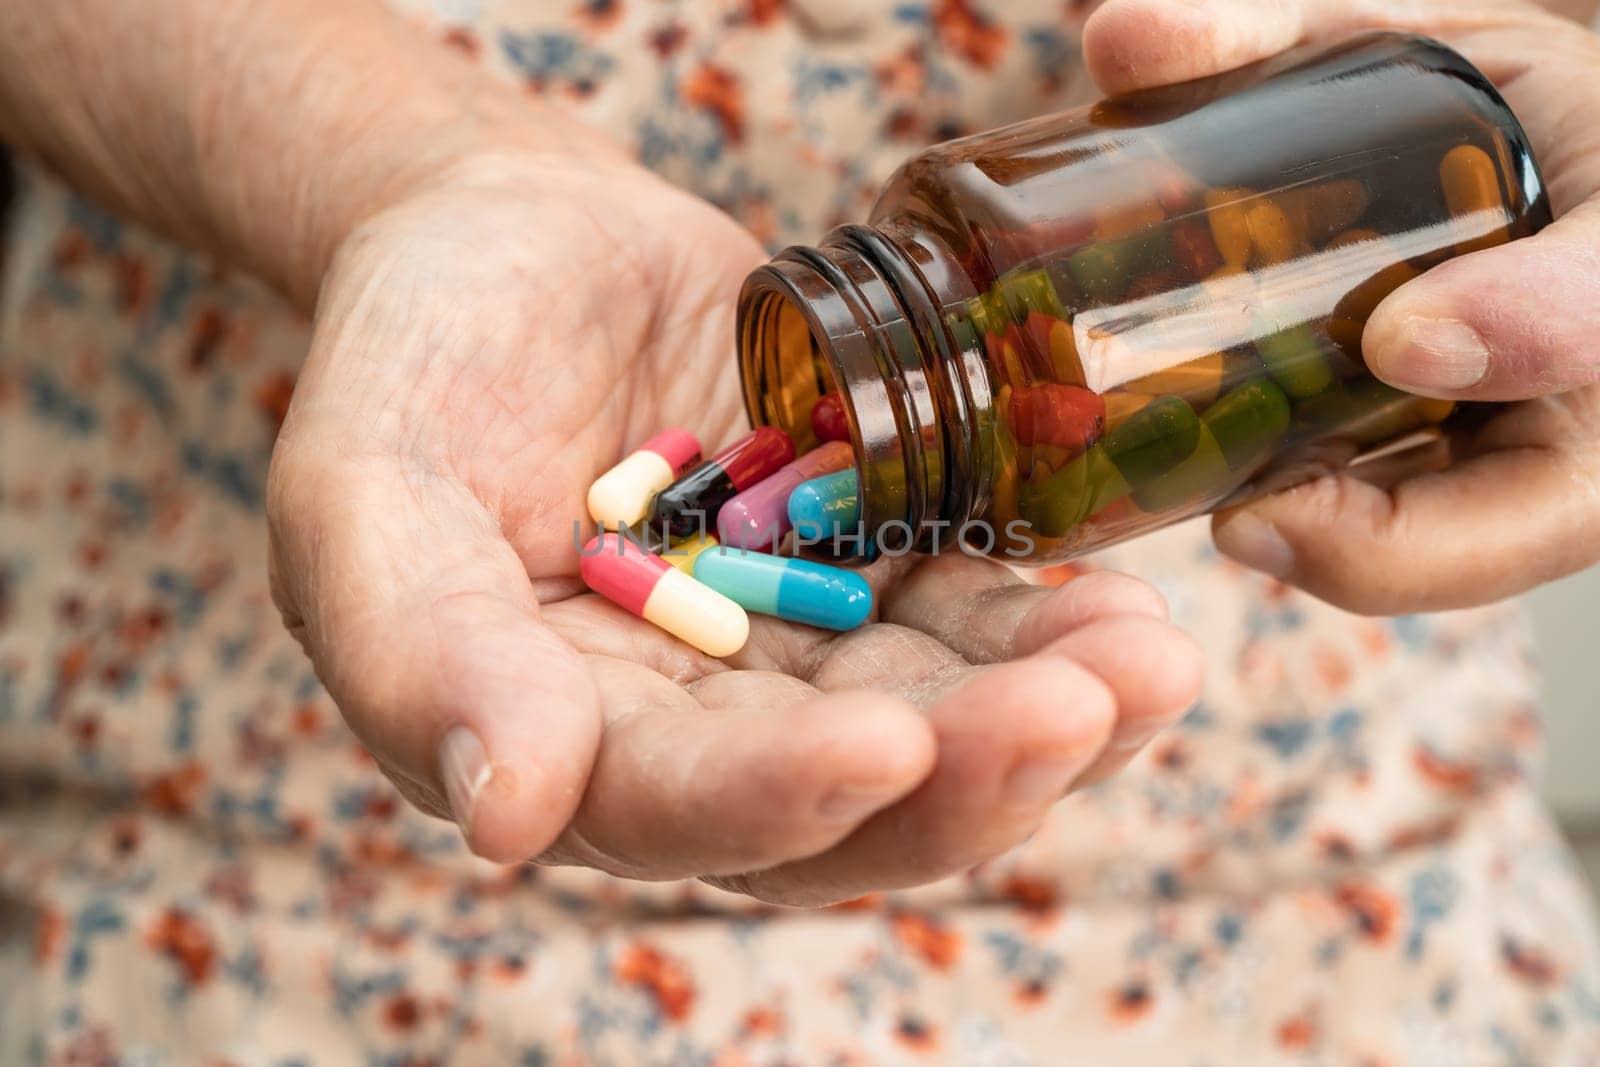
[2,2,1598,1063]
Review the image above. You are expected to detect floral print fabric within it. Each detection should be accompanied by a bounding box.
[2,1,1598,1063]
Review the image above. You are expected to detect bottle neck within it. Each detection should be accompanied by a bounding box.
[738,225,994,553]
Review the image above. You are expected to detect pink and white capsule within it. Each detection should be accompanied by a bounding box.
[586,429,703,528]
[717,441,854,550]
[580,533,749,657]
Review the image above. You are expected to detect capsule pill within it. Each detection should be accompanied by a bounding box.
[649,427,795,538]
[788,468,861,543]
[694,548,872,631]
[811,393,850,443]
[663,534,721,574]
[579,533,749,657]
[586,429,703,529]
[718,440,853,551]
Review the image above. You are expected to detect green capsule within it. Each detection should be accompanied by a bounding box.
[1256,324,1336,399]
[1102,394,1201,487]
[987,406,1021,526]
[1017,445,1130,538]
[994,267,1064,323]
[965,293,998,338]
[1202,379,1291,470]
[944,305,985,358]
[1064,228,1171,304]
[1064,242,1131,303]
[1293,378,1430,447]
[1132,422,1234,512]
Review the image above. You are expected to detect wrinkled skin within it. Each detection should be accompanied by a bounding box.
[267,154,1204,905]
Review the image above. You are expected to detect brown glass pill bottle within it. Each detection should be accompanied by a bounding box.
[737,32,1550,563]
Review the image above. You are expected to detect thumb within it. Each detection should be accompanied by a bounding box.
[1363,200,1600,402]
[267,451,600,863]
[1082,0,1600,402]
[1082,0,1323,96]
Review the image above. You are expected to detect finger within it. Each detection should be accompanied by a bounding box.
[1211,394,1600,613]
[1082,0,1330,96]
[1081,0,1567,97]
[268,454,600,863]
[880,556,1169,663]
[718,656,1116,906]
[544,661,936,879]
[1036,616,1204,784]
[1365,202,1600,400]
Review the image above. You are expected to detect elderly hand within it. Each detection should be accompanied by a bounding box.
[265,144,1203,904]
[1085,0,1600,614]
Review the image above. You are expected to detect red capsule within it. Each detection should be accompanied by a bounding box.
[811,393,850,443]
[717,426,797,491]
[1010,383,1106,451]
[648,426,796,538]
[1171,219,1224,280]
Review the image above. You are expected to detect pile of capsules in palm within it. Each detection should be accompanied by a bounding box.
[580,406,867,657]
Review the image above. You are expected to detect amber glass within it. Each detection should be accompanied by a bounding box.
[738,33,1550,563]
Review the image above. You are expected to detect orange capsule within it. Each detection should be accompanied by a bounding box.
[1125,352,1227,407]
[1205,188,1255,270]
[1440,144,1509,254]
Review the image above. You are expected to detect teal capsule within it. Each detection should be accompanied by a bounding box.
[788,469,861,542]
[694,548,873,631]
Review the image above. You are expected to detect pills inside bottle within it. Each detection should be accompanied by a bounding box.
[737,33,1550,564]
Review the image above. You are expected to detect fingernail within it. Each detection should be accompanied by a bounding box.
[817,783,903,822]
[1215,512,1293,579]
[1003,757,1082,806]
[1370,316,1488,392]
[439,726,492,839]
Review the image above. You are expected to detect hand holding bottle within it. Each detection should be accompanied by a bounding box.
[1085,0,1600,613]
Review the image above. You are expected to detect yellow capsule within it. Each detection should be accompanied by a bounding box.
[1440,144,1509,254]
[1328,254,1421,362]
[1047,318,1085,385]
[1205,188,1254,270]
[1125,351,1226,407]
[1102,391,1154,431]
[663,535,721,574]
[1441,144,1502,217]
[644,567,751,658]
[1324,227,1384,252]
[1245,201,1300,266]
[1000,337,1030,389]
[1417,396,1456,424]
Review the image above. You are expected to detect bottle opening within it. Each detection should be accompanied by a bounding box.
[738,232,988,557]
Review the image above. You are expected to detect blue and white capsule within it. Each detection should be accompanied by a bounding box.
[693,548,872,631]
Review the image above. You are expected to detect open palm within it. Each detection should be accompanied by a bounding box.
[266,154,1202,905]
